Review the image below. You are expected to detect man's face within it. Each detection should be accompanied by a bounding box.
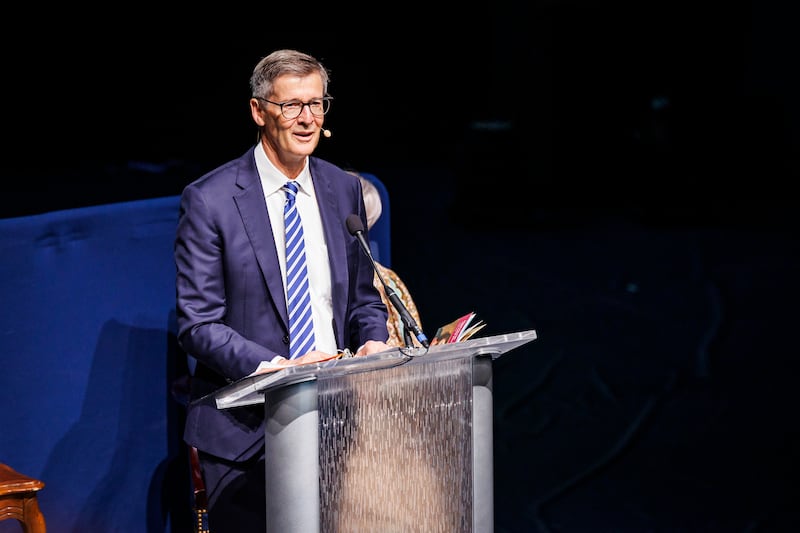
[254,73,326,167]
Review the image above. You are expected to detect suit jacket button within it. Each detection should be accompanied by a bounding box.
[282,335,289,345]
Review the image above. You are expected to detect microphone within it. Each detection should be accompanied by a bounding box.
[346,214,429,349]
[321,128,331,138]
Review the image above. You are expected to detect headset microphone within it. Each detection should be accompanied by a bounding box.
[322,128,332,138]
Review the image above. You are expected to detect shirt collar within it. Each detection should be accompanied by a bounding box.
[254,143,312,196]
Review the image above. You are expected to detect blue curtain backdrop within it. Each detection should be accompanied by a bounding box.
[0,196,188,532]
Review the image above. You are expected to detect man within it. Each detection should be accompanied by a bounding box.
[174,49,390,532]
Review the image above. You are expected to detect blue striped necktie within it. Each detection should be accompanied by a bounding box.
[283,181,315,359]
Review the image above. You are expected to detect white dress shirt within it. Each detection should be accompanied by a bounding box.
[254,144,337,354]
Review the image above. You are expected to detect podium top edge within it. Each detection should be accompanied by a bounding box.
[210,328,538,409]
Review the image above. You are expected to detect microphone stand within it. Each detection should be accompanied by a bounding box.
[346,213,429,350]
[403,327,415,350]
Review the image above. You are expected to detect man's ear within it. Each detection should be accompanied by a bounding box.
[250,98,267,127]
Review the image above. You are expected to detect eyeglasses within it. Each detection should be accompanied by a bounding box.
[255,96,332,119]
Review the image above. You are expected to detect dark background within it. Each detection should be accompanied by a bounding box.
[5,2,797,213]
[4,2,799,531]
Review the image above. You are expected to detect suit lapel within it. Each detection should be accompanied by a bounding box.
[234,153,290,331]
[229,155,351,343]
[311,161,349,342]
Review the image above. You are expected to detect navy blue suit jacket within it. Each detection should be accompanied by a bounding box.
[175,147,389,461]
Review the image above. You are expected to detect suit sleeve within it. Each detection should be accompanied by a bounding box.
[175,184,280,380]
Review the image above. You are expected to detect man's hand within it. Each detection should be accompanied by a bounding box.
[275,350,337,366]
[252,351,339,374]
[355,340,391,357]
[254,344,388,376]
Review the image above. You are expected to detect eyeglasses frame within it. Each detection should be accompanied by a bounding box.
[254,96,333,119]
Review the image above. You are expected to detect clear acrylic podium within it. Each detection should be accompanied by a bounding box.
[211,329,537,533]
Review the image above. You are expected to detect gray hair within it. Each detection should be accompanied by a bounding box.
[249,49,330,99]
[358,176,383,230]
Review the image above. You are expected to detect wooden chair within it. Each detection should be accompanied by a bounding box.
[171,374,209,533]
[0,463,46,533]
[188,446,209,533]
